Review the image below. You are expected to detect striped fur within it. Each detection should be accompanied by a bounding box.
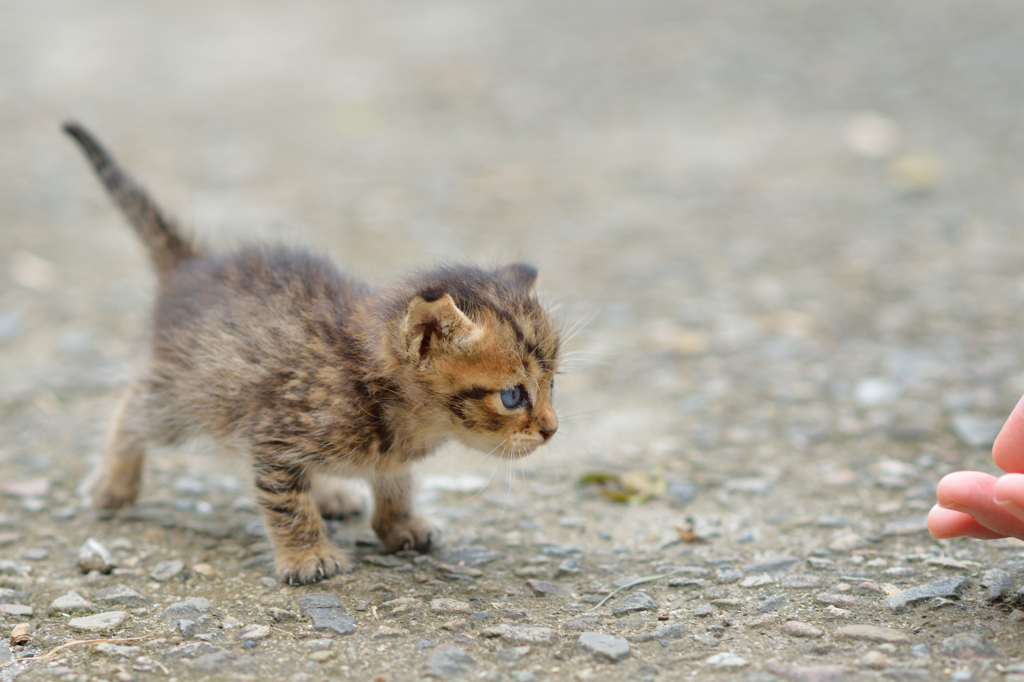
[66,123,560,584]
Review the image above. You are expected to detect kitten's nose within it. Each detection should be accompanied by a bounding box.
[537,406,558,442]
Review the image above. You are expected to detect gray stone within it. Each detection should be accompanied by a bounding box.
[757,594,787,613]
[576,632,630,662]
[430,598,472,614]
[423,645,476,678]
[437,545,504,567]
[939,633,1002,659]
[150,560,184,582]
[782,574,821,589]
[527,578,567,596]
[694,604,713,617]
[557,558,581,575]
[269,607,298,622]
[627,623,688,642]
[1,603,32,616]
[179,619,197,638]
[161,597,213,621]
[951,415,1003,448]
[68,611,127,632]
[886,577,968,612]
[765,660,858,681]
[909,644,931,659]
[76,538,114,573]
[510,672,539,682]
[705,652,749,668]
[95,584,150,608]
[297,593,357,635]
[980,568,1014,603]
[540,544,585,557]
[717,568,744,583]
[740,573,775,587]
[835,624,911,644]
[743,556,799,574]
[880,668,930,680]
[783,621,823,637]
[496,646,531,662]
[611,591,658,615]
[815,593,858,607]
[49,591,96,614]
[363,554,405,568]
[189,650,259,675]
[237,624,272,641]
[480,624,557,644]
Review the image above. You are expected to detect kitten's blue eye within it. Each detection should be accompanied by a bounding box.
[500,385,525,409]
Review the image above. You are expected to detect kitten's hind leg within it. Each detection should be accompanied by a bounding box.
[92,388,148,510]
[311,476,366,519]
[371,469,440,554]
[253,456,347,584]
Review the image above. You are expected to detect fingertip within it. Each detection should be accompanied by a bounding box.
[993,474,1024,518]
[993,395,1024,473]
[934,470,995,508]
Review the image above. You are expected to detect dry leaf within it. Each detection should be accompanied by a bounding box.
[581,469,667,505]
[676,518,704,543]
[10,623,30,646]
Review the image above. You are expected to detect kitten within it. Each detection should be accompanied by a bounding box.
[64,122,560,584]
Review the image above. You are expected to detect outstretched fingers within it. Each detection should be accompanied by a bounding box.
[927,504,1006,540]
[931,471,1024,540]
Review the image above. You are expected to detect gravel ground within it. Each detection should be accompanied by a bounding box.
[6,1,1024,680]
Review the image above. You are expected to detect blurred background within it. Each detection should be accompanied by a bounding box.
[5,0,1024,562]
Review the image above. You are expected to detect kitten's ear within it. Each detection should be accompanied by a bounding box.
[400,292,478,363]
[497,263,538,292]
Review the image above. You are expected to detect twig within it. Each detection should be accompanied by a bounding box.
[587,568,692,612]
[270,626,298,640]
[1,636,150,668]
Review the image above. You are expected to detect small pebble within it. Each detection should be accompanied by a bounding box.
[576,632,630,662]
[705,652,749,669]
[611,592,658,616]
[150,560,184,582]
[782,621,823,638]
[77,538,114,574]
[69,611,128,632]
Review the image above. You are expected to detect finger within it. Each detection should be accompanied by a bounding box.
[927,504,1007,540]
[993,473,1024,521]
[936,470,1024,540]
[993,394,1024,474]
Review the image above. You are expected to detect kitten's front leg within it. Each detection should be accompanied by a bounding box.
[371,469,439,553]
[253,457,347,584]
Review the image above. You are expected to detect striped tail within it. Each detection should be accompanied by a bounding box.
[63,122,197,275]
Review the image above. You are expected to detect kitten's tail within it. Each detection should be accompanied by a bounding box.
[63,121,198,276]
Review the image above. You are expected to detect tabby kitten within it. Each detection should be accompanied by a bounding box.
[65,122,560,585]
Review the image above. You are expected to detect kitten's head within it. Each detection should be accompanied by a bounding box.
[393,263,559,458]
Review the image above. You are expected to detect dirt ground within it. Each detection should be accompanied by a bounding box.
[6,1,1024,680]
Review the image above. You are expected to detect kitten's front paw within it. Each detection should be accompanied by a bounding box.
[92,473,139,511]
[376,517,440,554]
[276,545,349,585]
